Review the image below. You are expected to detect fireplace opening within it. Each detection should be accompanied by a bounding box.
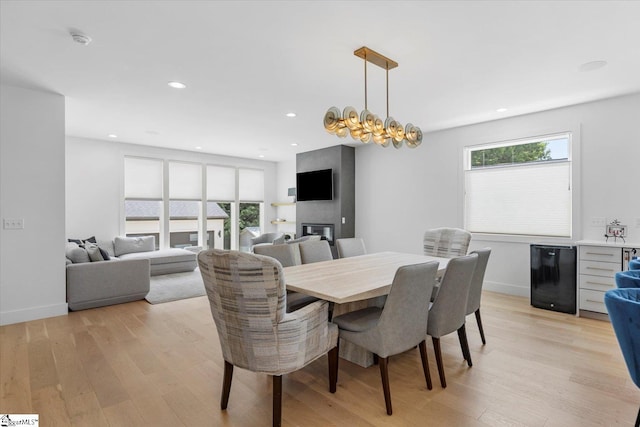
[301,223,335,245]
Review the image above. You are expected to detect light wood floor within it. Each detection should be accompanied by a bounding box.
[1,291,638,426]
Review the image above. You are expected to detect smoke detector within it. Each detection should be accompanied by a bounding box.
[70,31,92,46]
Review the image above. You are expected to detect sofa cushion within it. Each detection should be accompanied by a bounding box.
[66,242,90,264]
[84,242,105,262]
[114,236,156,256]
[68,236,110,260]
[118,248,196,265]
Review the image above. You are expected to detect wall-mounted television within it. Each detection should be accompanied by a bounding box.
[296,168,333,201]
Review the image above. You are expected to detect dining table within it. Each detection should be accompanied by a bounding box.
[283,251,450,367]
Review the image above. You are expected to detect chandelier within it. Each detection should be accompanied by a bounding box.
[323,46,422,149]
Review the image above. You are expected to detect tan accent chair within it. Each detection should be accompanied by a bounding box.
[332,262,439,415]
[336,237,367,258]
[424,227,472,301]
[198,249,339,427]
[423,227,472,258]
[253,243,319,312]
[427,253,478,388]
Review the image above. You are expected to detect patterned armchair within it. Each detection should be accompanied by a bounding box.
[198,249,339,427]
[423,227,472,258]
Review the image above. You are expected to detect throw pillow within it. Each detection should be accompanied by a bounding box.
[84,242,105,262]
[68,236,110,260]
[114,235,156,257]
[65,242,91,263]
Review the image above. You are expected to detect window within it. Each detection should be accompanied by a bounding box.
[238,168,264,252]
[123,158,263,251]
[169,162,202,248]
[464,133,571,237]
[124,157,163,246]
[207,166,236,250]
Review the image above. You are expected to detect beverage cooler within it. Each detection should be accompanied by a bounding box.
[530,245,577,314]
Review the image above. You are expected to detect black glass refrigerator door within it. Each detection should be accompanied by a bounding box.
[530,245,576,314]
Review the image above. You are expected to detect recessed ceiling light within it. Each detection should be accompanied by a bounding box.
[108,134,118,138]
[168,81,187,89]
[496,108,508,113]
[258,154,265,158]
[286,112,297,118]
[195,146,202,150]
[579,60,607,72]
[291,143,298,147]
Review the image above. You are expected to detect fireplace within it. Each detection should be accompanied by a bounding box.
[301,223,335,245]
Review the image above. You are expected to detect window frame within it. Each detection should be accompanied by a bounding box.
[462,130,579,242]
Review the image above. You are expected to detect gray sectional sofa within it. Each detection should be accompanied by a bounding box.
[65,236,197,311]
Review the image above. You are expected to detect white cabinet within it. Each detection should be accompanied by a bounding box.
[578,245,620,315]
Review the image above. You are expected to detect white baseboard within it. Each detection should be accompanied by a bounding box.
[0,302,68,326]
[484,280,529,298]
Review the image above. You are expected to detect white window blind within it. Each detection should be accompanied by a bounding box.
[238,168,264,202]
[206,165,236,201]
[464,161,571,237]
[169,162,202,200]
[124,157,163,200]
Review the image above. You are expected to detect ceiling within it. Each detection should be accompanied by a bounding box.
[2,1,639,162]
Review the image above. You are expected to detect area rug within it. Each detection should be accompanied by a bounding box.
[146,268,206,304]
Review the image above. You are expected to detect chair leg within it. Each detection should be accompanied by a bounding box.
[378,356,392,415]
[475,308,487,345]
[432,337,446,388]
[221,360,233,410]
[328,345,339,393]
[457,326,469,362]
[418,340,432,390]
[635,404,640,427]
[373,353,379,365]
[458,324,473,367]
[273,375,282,427]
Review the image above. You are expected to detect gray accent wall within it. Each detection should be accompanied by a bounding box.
[296,145,355,254]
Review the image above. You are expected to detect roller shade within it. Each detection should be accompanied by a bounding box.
[464,161,571,237]
[206,165,236,201]
[239,168,264,202]
[169,162,202,201]
[124,157,163,200]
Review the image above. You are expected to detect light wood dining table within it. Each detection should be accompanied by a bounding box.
[283,251,450,367]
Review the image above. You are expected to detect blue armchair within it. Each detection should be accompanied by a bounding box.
[616,270,640,288]
[630,258,640,270]
[604,288,640,427]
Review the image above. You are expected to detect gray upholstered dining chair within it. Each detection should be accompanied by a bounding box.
[332,261,439,415]
[423,227,472,258]
[253,243,301,267]
[198,249,339,427]
[336,237,367,258]
[253,243,319,312]
[299,239,333,264]
[464,248,491,345]
[427,253,478,388]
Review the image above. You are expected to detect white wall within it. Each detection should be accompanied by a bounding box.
[1,84,67,325]
[66,137,279,243]
[354,93,640,296]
